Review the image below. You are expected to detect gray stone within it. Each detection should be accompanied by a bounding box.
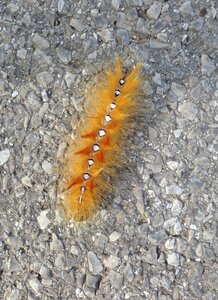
[50,233,64,251]
[189,18,204,32]
[188,262,203,282]
[34,49,52,65]
[17,49,27,60]
[124,262,134,282]
[39,265,52,278]
[136,18,149,35]
[171,199,183,216]
[88,251,103,275]
[208,272,218,291]
[166,252,180,267]
[189,282,203,297]
[171,82,186,98]
[148,230,168,245]
[94,15,108,29]
[143,81,153,95]
[64,72,76,89]
[7,3,19,13]
[8,289,20,300]
[112,0,121,10]
[70,18,85,32]
[202,229,216,242]
[143,246,158,264]
[7,235,23,249]
[108,270,123,289]
[133,185,145,215]
[147,2,162,19]
[0,149,10,166]
[130,44,148,61]
[55,253,66,269]
[85,273,101,294]
[83,38,98,53]
[127,8,138,21]
[166,185,182,195]
[152,212,164,227]
[57,48,72,65]
[149,40,168,49]
[71,245,82,256]
[190,84,201,100]
[153,73,161,85]
[36,72,54,86]
[98,29,114,42]
[7,256,22,272]
[179,1,194,18]
[29,277,41,293]
[157,32,168,42]
[127,0,143,5]
[164,218,177,231]
[116,29,130,45]
[178,101,198,120]
[22,12,31,26]
[201,54,216,75]
[33,33,50,50]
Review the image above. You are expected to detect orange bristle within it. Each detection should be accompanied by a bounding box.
[59,58,141,222]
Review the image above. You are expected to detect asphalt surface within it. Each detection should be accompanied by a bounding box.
[0,0,217,299]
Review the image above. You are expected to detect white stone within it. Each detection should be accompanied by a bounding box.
[109,231,122,242]
[167,252,180,267]
[12,91,19,98]
[0,149,10,166]
[21,176,33,187]
[166,185,182,195]
[165,239,175,250]
[29,277,41,293]
[42,160,53,174]
[167,161,179,171]
[172,199,183,216]
[37,210,51,230]
[103,255,119,269]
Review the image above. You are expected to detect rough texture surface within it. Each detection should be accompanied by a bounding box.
[0,0,217,299]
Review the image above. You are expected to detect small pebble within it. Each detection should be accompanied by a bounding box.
[70,18,85,32]
[147,2,162,19]
[42,160,53,174]
[166,185,182,196]
[12,91,19,98]
[166,252,180,267]
[88,251,103,275]
[33,33,50,50]
[37,210,51,230]
[109,231,122,242]
[0,149,10,166]
[201,54,216,75]
[178,101,198,120]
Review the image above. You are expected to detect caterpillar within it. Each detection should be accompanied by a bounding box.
[60,58,141,222]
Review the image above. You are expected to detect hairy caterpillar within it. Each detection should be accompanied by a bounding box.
[60,58,141,222]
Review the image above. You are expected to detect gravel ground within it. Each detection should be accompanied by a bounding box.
[0,0,217,299]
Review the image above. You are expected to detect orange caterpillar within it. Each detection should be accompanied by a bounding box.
[60,58,141,222]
